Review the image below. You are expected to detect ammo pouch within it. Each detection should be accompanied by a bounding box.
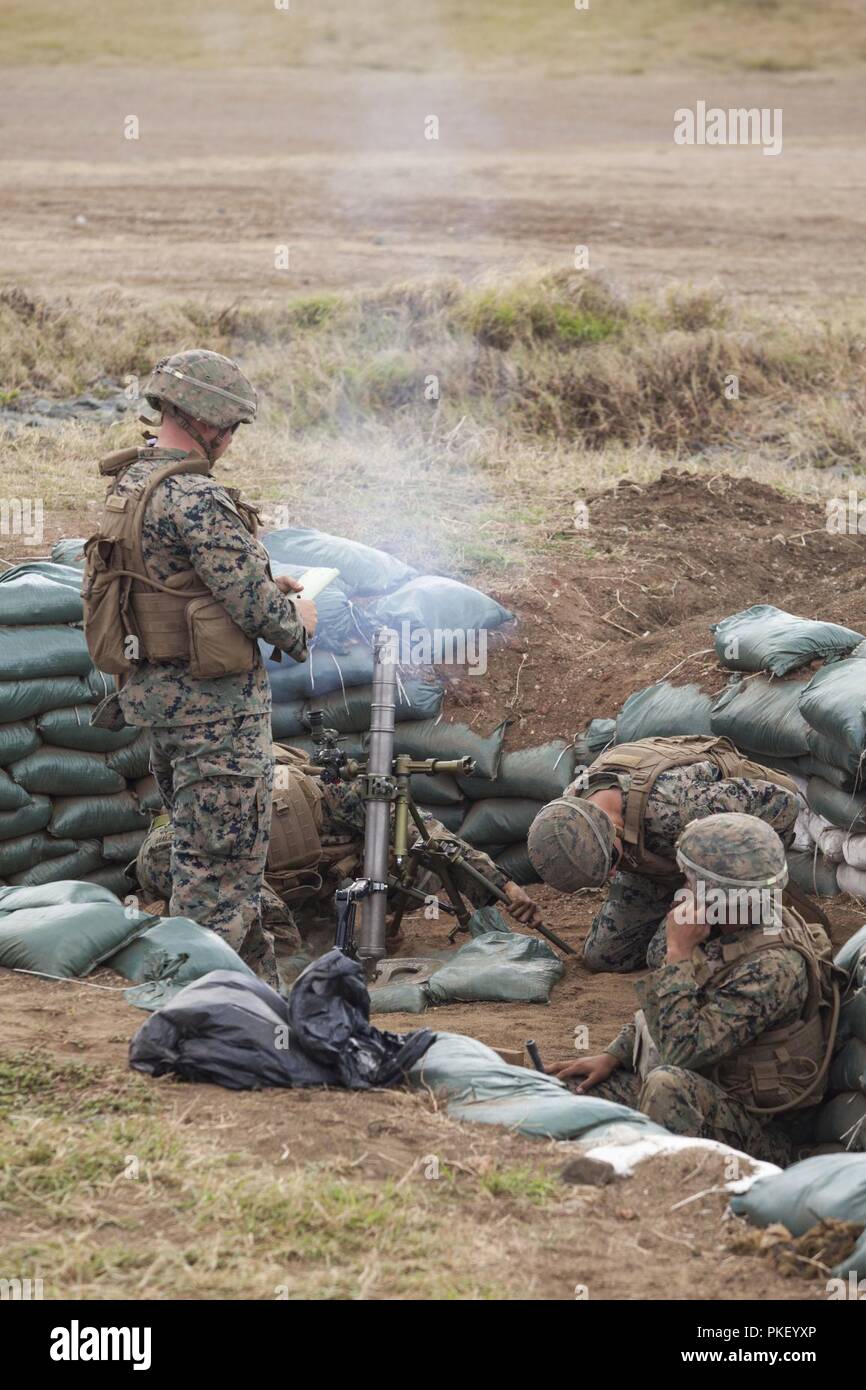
[82,450,257,680]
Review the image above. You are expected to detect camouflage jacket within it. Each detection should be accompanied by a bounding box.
[604,927,809,1070]
[585,759,800,875]
[113,448,307,726]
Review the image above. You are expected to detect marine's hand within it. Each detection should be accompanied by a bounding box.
[503,880,543,928]
[546,1053,619,1093]
[664,891,709,964]
[274,574,305,595]
[295,598,318,637]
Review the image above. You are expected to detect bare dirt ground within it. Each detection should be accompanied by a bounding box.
[1,69,864,303]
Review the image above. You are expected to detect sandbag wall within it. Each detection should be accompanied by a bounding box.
[584,604,866,900]
[0,562,156,893]
[813,926,866,1153]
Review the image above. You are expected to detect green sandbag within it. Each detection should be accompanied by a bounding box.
[729,1154,866,1277]
[270,701,306,740]
[0,770,30,812]
[106,731,152,779]
[0,832,79,877]
[0,795,51,843]
[408,1033,663,1141]
[807,777,866,832]
[417,803,465,833]
[797,757,854,791]
[49,791,150,839]
[133,776,162,813]
[263,525,417,596]
[457,740,575,801]
[305,679,443,735]
[786,848,839,898]
[615,681,715,742]
[427,930,563,1005]
[712,605,864,677]
[369,574,512,632]
[391,719,507,780]
[585,718,615,757]
[459,798,544,847]
[0,880,122,913]
[0,625,93,681]
[805,728,864,779]
[0,566,84,624]
[0,721,40,766]
[37,706,138,753]
[50,539,86,568]
[494,843,541,886]
[409,773,462,806]
[8,840,105,886]
[102,828,149,863]
[710,676,810,757]
[835,924,866,975]
[800,658,866,760]
[0,674,95,721]
[368,982,431,1015]
[813,1092,866,1151]
[109,914,255,1010]
[0,883,152,977]
[829,1038,866,1094]
[10,748,126,796]
[838,989,866,1046]
[83,866,135,897]
[756,754,803,778]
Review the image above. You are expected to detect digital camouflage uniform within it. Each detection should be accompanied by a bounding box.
[113,447,307,982]
[137,766,510,957]
[581,761,800,973]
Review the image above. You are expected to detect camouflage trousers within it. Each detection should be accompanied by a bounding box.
[594,1066,794,1166]
[582,869,677,973]
[149,711,279,987]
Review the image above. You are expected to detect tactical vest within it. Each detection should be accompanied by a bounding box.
[267,745,358,903]
[82,448,259,680]
[695,908,840,1114]
[588,735,799,879]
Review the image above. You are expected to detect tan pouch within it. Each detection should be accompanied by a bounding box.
[185,596,256,679]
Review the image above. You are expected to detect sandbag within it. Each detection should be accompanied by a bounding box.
[835,924,866,975]
[0,674,96,721]
[0,721,41,766]
[0,795,51,843]
[729,1153,866,1275]
[813,1092,866,1151]
[268,561,355,652]
[417,803,465,833]
[800,659,866,760]
[829,1039,866,1094]
[391,719,507,780]
[0,832,79,877]
[49,791,150,840]
[102,828,149,863]
[615,681,714,742]
[806,812,847,863]
[427,930,563,1005]
[805,727,865,780]
[306,678,443,735]
[0,625,93,681]
[494,843,541,886]
[50,538,86,568]
[133,775,162,813]
[409,772,462,806]
[8,841,104,886]
[457,740,575,802]
[110,915,256,1010]
[82,866,134,897]
[0,565,84,625]
[710,676,810,758]
[10,748,126,796]
[844,835,866,870]
[264,642,375,704]
[839,989,866,1046]
[807,777,866,832]
[369,575,512,634]
[791,809,812,854]
[797,757,855,791]
[837,863,866,899]
[0,882,151,977]
[585,718,616,757]
[37,706,138,753]
[408,1033,663,1141]
[270,701,307,740]
[106,732,151,780]
[263,527,416,596]
[459,797,544,848]
[712,605,863,677]
[785,848,839,898]
[0,770,30,812]
[368,981,430,1014]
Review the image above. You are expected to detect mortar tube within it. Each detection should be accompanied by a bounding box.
[358,628,397,974]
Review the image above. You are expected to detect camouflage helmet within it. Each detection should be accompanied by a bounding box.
[527,797,616,892]
[143,349,257,430]
[676,812,788,890]
[136,817,173,901]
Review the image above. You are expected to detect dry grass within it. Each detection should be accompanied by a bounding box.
[2,0,864,74]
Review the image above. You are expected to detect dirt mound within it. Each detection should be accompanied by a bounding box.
[446,468,866,745]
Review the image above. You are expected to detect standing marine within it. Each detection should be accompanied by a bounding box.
[82,350,317,984]
[526,734,802,972]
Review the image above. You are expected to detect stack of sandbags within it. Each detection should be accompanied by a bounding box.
[0,563,155,893]
[812,927,866,1153]
[453,740,576,884]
